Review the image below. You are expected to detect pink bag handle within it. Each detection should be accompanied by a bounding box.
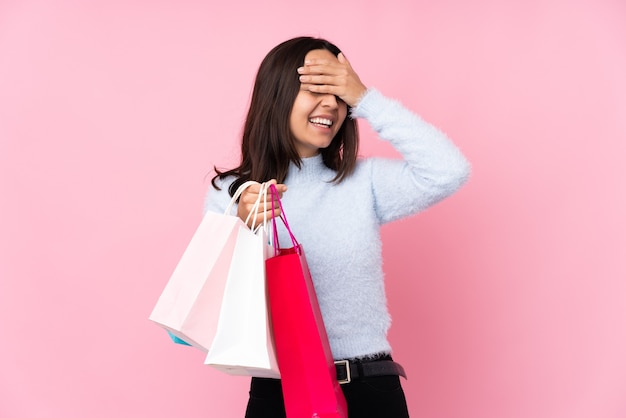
[269,183,299,255]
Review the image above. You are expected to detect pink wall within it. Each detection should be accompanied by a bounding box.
[1,0,625,417]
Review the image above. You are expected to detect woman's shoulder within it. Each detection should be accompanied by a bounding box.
[203,175,237,214]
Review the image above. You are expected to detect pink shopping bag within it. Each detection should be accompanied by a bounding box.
[149,181,257,351]
[265,185,348,418]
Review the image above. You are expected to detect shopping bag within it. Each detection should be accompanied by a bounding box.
[205,183,280,378]
[265,184,348,418]
[167,330,191,346]
[149,181,258,351]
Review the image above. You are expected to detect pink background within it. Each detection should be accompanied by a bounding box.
[1,0,625,417]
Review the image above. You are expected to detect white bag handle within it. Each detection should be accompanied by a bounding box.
[224,180,259,215]
[252,183,275,249]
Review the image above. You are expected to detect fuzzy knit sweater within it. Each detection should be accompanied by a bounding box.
[204,88,470,361]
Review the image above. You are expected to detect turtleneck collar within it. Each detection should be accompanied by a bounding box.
[286,153,334,184]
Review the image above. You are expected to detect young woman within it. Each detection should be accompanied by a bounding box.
[205,36,470,418]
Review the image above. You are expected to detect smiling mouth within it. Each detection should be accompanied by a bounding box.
[309,117,333,128]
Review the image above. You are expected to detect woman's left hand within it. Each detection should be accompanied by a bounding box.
[297,52,367,107]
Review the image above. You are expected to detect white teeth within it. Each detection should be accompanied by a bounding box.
[309,117,333,127]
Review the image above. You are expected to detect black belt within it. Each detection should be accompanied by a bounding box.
[334,357,407,385]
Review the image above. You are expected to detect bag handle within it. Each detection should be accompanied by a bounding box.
[222,182,274,248]
[269,183,299,255]
[246,182,271,232]
[224,180,259,216]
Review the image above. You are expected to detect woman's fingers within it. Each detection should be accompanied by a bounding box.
[237,181,286,227]
[249,207,282,228]
[298,53,353,76]
[297,53,366,107]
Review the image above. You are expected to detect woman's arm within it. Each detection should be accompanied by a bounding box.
[352,89,470,223]
[353,89,471,224]
[299,54,470,223]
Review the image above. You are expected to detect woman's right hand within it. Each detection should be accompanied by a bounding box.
[237,180,287,228]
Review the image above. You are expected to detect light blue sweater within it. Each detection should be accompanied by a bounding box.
[205,89,470,360]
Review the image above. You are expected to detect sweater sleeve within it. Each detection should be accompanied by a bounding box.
[351,88,471,224]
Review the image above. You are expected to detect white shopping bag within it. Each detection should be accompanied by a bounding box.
[149,181,258,351]
[205,183,280,378]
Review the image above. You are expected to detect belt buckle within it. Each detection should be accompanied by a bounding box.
[334,360,351,385]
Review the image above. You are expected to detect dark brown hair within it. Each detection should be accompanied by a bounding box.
[211,36,359,196]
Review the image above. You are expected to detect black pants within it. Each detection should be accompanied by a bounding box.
[244,358,410,417]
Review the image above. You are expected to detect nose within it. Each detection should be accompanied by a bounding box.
[320,93,339,109]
